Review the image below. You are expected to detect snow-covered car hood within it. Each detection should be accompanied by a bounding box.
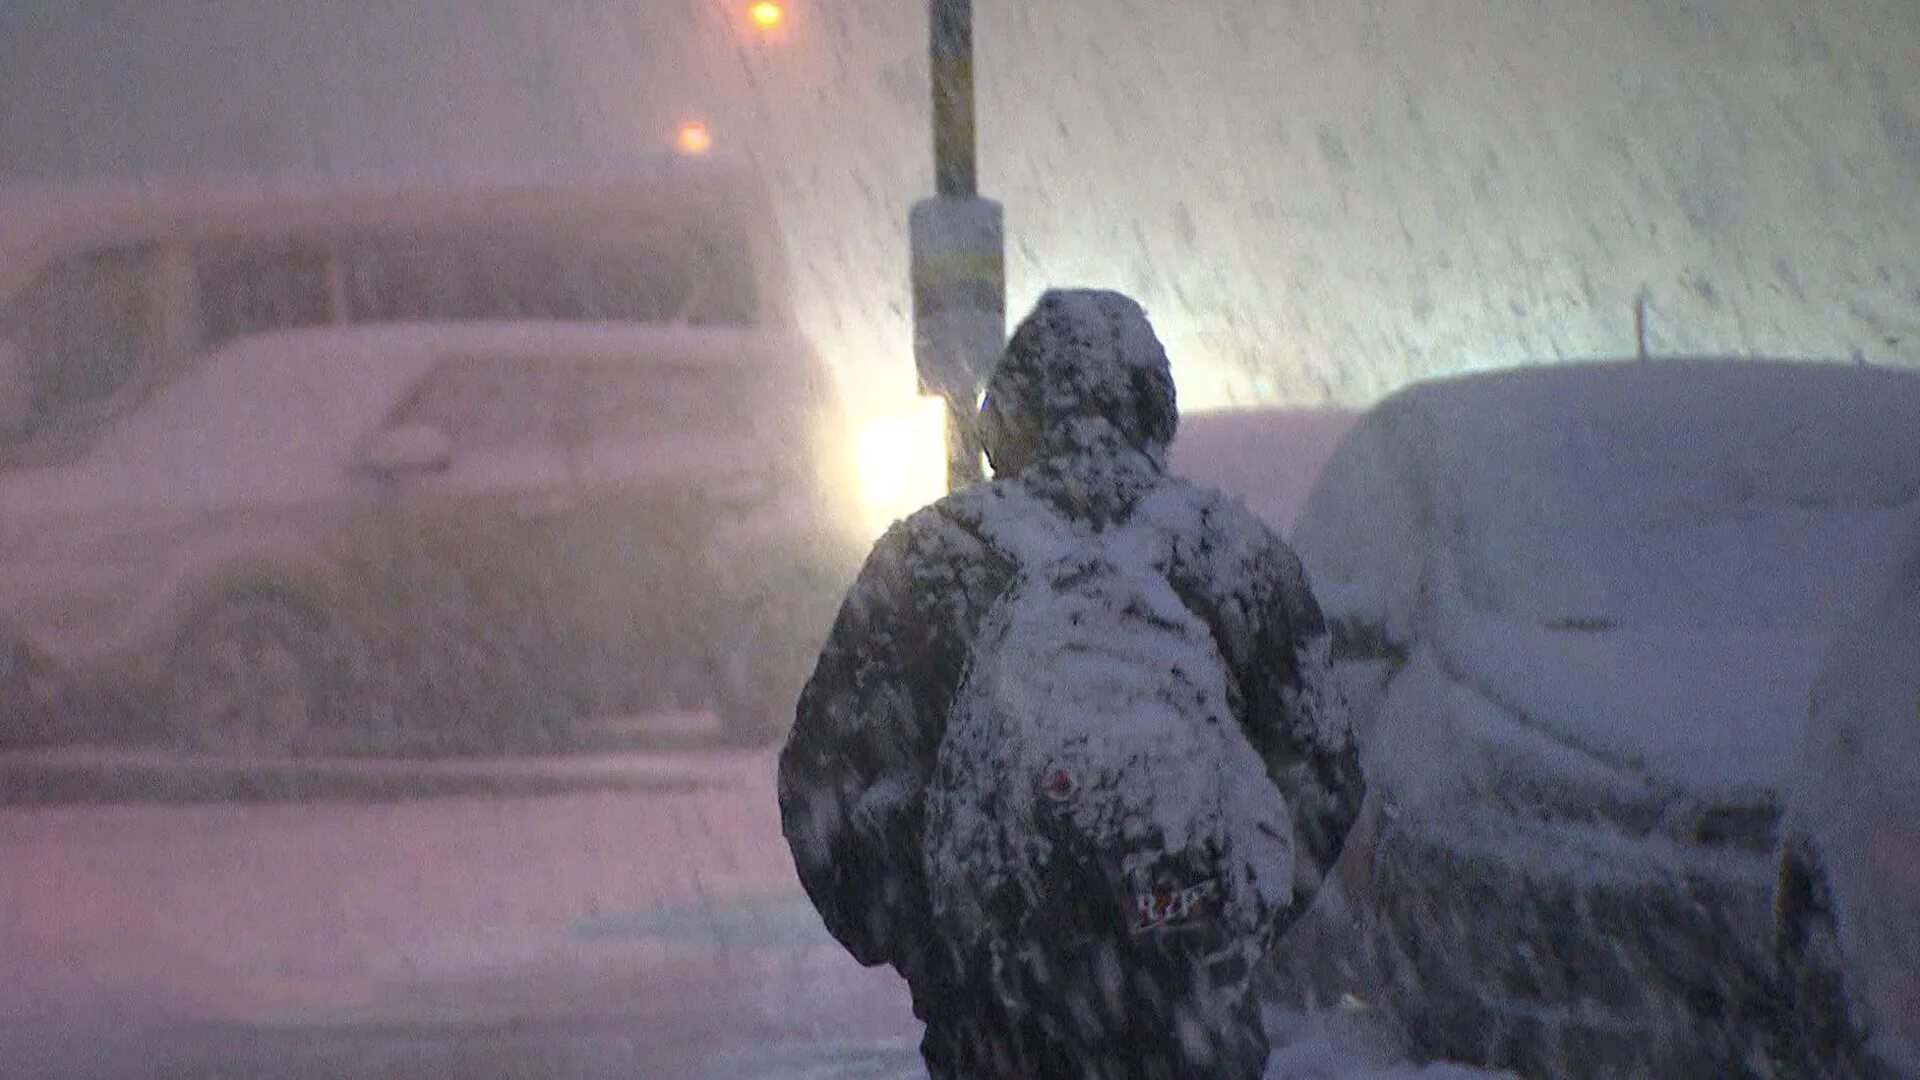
[1437,604,1824,799]
[1370,600,1826,857]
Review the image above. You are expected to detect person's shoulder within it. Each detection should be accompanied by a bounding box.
[1153,478,1320,627]
[1145,474,1288,552]
[875,480,1025,557]
[926,476,1073,535]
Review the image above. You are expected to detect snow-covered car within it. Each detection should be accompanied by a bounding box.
[1289,360,1920,1076]
[0,161,864,753]
[1773,513,1920,1078]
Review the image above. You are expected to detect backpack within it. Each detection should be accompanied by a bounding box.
[922,481,1296,1012]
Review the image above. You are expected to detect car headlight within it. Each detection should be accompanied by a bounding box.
[852,398,950,538]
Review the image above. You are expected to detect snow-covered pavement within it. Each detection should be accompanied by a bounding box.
[0,744,1500,1078]
[0,746,910,1078]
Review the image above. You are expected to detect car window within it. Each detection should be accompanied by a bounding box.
[342,224,757,328]
[387,353,798,456]
[194,240,335,348]
[585,358,798,441]
[0,244,157,463]
[386,356,571,453]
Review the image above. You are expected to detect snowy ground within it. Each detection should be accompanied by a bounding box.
[0,742,1502,1079]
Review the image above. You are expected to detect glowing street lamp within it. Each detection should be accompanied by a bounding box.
[747,1,785,31]
[675,120,715,156]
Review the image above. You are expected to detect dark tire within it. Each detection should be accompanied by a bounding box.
[0,638,50,746]
[164,594,361,757]
[711,615,807,747]
[712,651,794,747]
[356,546,578,757]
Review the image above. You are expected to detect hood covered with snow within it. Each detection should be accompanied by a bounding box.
[1365,602,1832,866]
[1366,627,1817,872]
[1432,602,1827,806]
[979,290,1179,477]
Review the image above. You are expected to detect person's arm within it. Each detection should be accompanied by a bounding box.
[1197,500,1368,895]
[775,508,988,967]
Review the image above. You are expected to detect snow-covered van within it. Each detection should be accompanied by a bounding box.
[1290,360,1920,1076]
[0,160,863,752]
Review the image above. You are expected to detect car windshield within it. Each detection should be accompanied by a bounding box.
[1442,367,1920,630]
[391,353,812,455]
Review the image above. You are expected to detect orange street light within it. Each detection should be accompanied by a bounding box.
[747,1,784,31]
[675,120,715,156]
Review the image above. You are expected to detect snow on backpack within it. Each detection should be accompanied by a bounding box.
[923,482,1296,971]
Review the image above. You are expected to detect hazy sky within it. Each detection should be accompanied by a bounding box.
[3,0,1918,415]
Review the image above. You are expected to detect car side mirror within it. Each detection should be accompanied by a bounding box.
[0,340,33,438]
[357,423,453,479]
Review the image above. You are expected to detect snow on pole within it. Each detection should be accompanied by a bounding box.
[915,0,1003,490]
[912,196,1003,488]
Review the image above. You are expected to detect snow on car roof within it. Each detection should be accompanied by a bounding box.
[1404,357,1920,505]
[1300,357,1920,612]
[1409,359,1920,623]
[1333,360,1920,609]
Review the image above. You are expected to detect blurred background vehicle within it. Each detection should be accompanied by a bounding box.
[1774,511,1920,1079]
[1286,359,1920,1077]
[0,159,864,754]
[1169,405,1359,532]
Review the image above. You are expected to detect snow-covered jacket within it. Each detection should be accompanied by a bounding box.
[777,291,1363,985]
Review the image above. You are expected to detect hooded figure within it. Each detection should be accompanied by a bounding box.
[779,290,1363,1079]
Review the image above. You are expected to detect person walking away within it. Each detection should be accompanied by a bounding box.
[779,290,1364,1078]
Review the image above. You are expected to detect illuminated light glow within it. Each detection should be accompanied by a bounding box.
[674,121,715,156]
[748,1,785,30]
[853,397,949,537]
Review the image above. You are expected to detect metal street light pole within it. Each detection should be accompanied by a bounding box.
[929,0,977,199]
[912,0,1005,490]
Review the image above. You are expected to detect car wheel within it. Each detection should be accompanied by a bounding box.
[165,594,358,757]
